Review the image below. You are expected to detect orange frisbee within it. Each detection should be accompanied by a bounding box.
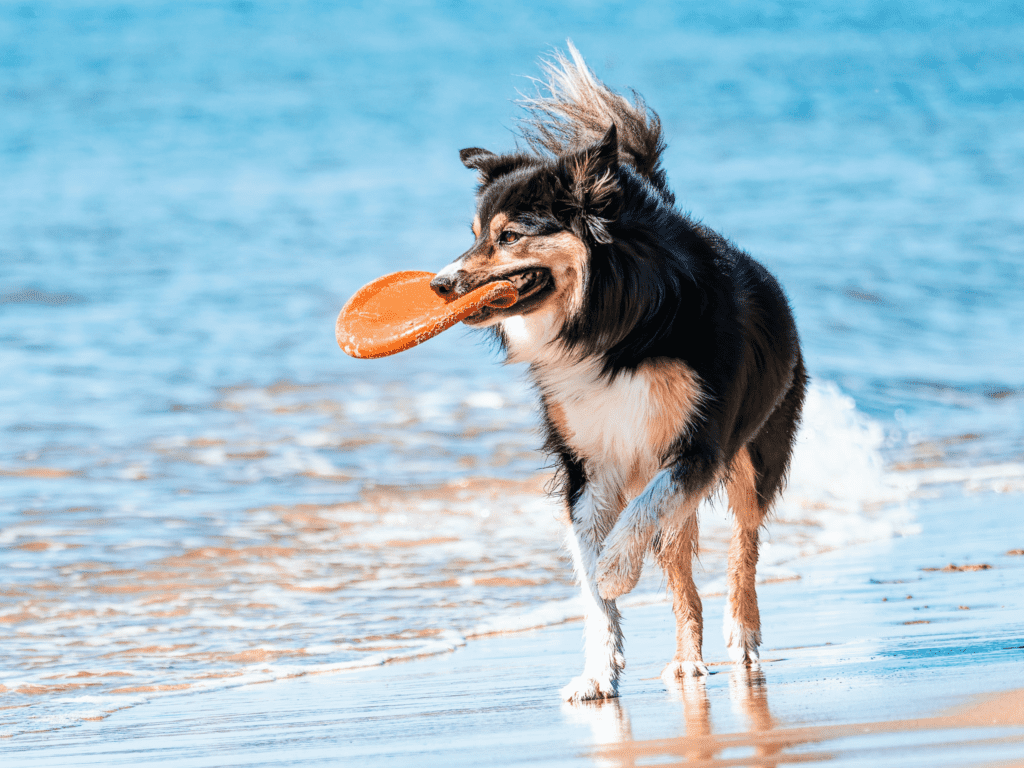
[335,271,518,359]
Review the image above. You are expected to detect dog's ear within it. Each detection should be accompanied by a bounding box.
[556,123,622,244]
[460,147,503,184]
[461,148,535,186]
[460,147,498,170]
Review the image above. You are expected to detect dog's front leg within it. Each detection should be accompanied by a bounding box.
[595,468,677,600]
[561,486,625,703]
[596,467,711,680]
[596,442,719,601]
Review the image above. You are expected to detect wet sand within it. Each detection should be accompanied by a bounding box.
[5,490,1024,767]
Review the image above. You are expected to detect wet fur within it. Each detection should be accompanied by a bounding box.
[432,44,807,702]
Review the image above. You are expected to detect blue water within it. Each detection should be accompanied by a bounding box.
[1,0,1022,735]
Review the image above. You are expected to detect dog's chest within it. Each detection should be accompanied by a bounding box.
[557,370,650,467]
[537,359,700,472]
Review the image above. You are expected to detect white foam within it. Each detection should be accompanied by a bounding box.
[464,391,505,409]
[760,381,921,558]
[786,381,905,511]
[468,597,585,637]
[908,462,1024,489]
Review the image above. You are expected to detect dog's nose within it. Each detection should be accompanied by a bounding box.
[430,273,456,299]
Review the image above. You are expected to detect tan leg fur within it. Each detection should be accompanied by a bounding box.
[657,506,708,680]
[724,446,767,664]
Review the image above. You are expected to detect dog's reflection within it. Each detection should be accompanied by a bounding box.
[728,666,781,766]
[569,666,779,768]
[666,675,714,762]
[561,696,634,768]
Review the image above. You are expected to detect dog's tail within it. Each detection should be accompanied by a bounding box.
[520,42,671,200]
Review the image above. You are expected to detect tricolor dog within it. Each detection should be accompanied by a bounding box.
[431,45,806,702]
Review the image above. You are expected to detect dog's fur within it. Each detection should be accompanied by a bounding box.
[431,45,806,702]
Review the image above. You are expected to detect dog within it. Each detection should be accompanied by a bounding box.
[430,45,806,702]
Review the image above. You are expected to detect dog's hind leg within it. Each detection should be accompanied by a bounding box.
[657,503,708,679]
[562,482,626,702]
[724,445,766,664]
[725,362,806,664]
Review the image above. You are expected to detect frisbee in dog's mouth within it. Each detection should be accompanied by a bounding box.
[335,271,517,358]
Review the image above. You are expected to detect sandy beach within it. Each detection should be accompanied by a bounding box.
[4,489,1022,767]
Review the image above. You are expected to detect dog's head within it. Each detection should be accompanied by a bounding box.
[430,125,622,333]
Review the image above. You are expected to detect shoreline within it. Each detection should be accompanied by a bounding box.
[4,489,1023,766]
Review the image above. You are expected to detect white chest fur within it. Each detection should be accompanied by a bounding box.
[534,355,702,477]
[501,315,703,478]
[547,362,653,468]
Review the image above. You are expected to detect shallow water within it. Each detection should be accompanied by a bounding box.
[1,0,1022,736]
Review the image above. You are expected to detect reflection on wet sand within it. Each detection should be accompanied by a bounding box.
[562,697,633,768]
[582,669,1024,767]
[665,666,779,767]
[728,666,781,766]
[564,666,777,767]
[668,675,713,763]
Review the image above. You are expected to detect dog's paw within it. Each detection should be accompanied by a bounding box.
[596,544,642,600]
[661,659,709,683]
[724,616,761,665]
[561,674,619,703]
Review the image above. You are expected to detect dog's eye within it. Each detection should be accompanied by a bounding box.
[498,231,520,245]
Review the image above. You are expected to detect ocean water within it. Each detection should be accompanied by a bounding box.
[1,0,1022,736]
